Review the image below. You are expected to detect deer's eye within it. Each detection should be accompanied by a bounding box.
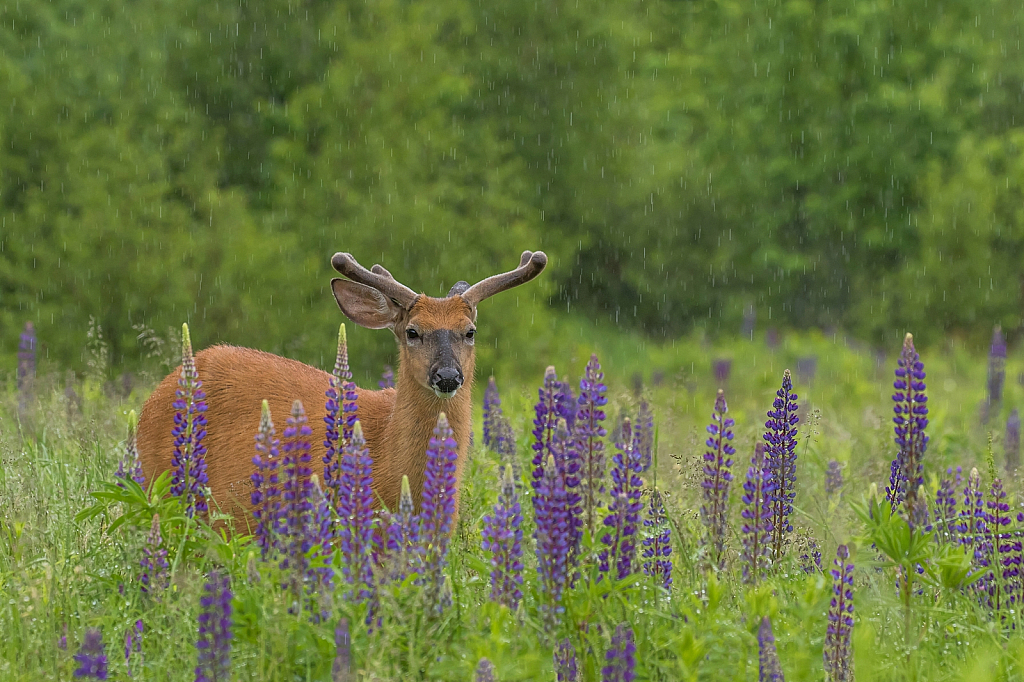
[406,328,419,340]
[466,329,476,339]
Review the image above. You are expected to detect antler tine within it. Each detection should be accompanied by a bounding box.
[331,252,418,308]
[461,250,548,306]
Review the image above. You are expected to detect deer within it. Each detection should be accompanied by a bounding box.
[136,250,547,529]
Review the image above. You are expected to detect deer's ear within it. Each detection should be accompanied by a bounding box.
[331,279,402,330]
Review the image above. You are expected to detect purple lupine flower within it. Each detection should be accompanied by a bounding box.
[958,468,987,561]
[986,325,1007,422]
[701,390,735,571]
[796,355,817,386]
[555,638,579,682]
[279,400,316,601]
[475,658,497,682]
[379,364,395,390]
[713,358,732,385]
[1006,409,1021,473]
[420,412,459,611]
[59,623,68,651]
[310,475,337,610]
[332,618,351,682]
[823,545,854,682]
[531,366,561,488]
[741,443,774,584]
[601,623,636,682]
[124,620,143,673]
[574,354,608,539]
[886,333,928,510]
[980,478,1018,613]
[73,628,108,679]
[758,617,785,682]
[934,467,962,545]
[642,489,672,590]
[599,418,644,580]
[494,415,521,484]
[766,327,780,350]
[386,475,421,582]
[195,570,232,682]
[555,377,577,432]
[535,454,571,629]
[169,324,209,518]
[337,421,375,603]
[16,321,36,414]
[324,324,359,510]
[825,460,843,497]
[483,376,503,449]
[251,400,281,560]
[481,465,524,610]
[139,514,168,594]
[552,418,583,572]
[800,537,822,574]
[115,410,145,488]
[634,398,655,473]
[906,485,931,534]
[765,369,799,562]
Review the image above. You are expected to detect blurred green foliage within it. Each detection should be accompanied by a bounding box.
[1,0,1022,377]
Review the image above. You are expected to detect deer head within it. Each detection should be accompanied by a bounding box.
[330,250,548,399]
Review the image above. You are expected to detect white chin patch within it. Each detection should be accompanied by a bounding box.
[432,387,459,399]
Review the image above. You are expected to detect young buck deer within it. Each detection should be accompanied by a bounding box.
[136,250,547,528]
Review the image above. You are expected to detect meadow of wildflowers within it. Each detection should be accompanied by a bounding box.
[2,325,1024,681]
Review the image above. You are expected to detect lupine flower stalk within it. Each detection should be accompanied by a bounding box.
[980,478,1019,613]
[765,370,799,561]
[332,618,351,682]
[139,514,169,594]
[886,333,928,510]
[701,390,735,571]
[324,324,358,509]
[420,413,459,611]
[934,467,962,545]
[115,410,145,487]
[494,415,520,484]
[555,638,579,682]
[741,444,774,584]
[482,376,503,449]
[535,454,571,629]
[17,320,35,414]
[251,400,281,559]
[124,620,143,674]
[642,489,672,590]
[959,468,987,561]
[481,465,524,610]
[474,659,497,682]
[713,358,732,385]
[337,421,374,603]
[823,545,854,682]
[279,400,316,601]
[1006,409,1021,473]
[635,398,655,473]
[555,376,577,431]
[386,475,420,582]
[800,537,822,574]
[986,325,1007,422]
[170,323,209,517]
[599,418,644,580]
[73,628,108,679]
[574,354,608,539]
[552,418,583,570]
[195,570,232,682]
[825,460,843,497]
[532,366,561,488]
[601,623,636,682]
[379,365,395,389]
[758,617,785,682]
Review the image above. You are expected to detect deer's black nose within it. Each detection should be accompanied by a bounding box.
[432,367,463,395]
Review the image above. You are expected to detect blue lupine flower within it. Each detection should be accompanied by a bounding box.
[139,514,168,595]
[332,618,351,682]
[702,390,735,571]
[986,325,1007,421]
[765,369,799,561]
[555,376,577,432]
[251,400,281,560]
[337,421,375,603]
[195,570,232,682]
[379,364,395,389]
[16,321,35,414]
[958,468,987,562]
[170,323,209,517]
[73,628,108,679]
[115,410,145,488]
[642,489,672,590]
[599,418,644,580]
[386,475,421,583]
[980,478,1019,613]
[741,443,774,583]
[825,460,843,497]
[535,454,571,629]
[494,415,521,484]
[420,413,459,611]
[713,358,732,385]
[886,333,928,510]
[475,658,497,682]
[934,467,962,545]
[483,376,503,449]
[532,366,561,488]
[574,354,608,538]
[634,398,654,473]
[481,465,524,610]
[555,638,579,682]
[601,623,636,682]
[823,545,854,682]
[279,400,316,602]
[324,324,359,511]
[758,616,785,682]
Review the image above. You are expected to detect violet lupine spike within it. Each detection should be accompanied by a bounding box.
[601,623,637,682]
[552,418,583,571]
[278,400,316,601]
[116,410,145,488]
[474,658,497,682]
[310,475,336,604]
[599,418,644,580]
[800,537,822,575]
[124,620,143,673]
[195,570,232,682]
[958,468,987,562]
[531,366,562,488]
[574,354,608,539]
[885,333,928,510]
[825,460,843,497]
[981,478,1018,613]
[73,628,108,679]
[764,369,798,562]
[333,324,359,447]
[823,545,854,682]
[420,412,459,611]
[323,325,345,510]
[555,377,577,432]
[1006,409,1021,473]
[713,358,732,385]
[986,325,1007,420]
[555,638,579,682]
[337,421,375,603]
[701,390,735,571]
[634,398,655,473]
[251,400,281,560]
[741,443,774,584]
[934,467,962,545]
[494,415,521,484]
[642,489,673,590]
[535,453,572,629]
[170,323,209,518]
[16,320,35,414]
[386,475,421,582]
[483,376,503,449]
[481,465,524,610]
[139,514,168,594]
[332,618,351,682]
[379,364,395,390]
[758,616,785,682]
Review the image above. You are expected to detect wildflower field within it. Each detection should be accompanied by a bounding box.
[2,321,1024,681]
